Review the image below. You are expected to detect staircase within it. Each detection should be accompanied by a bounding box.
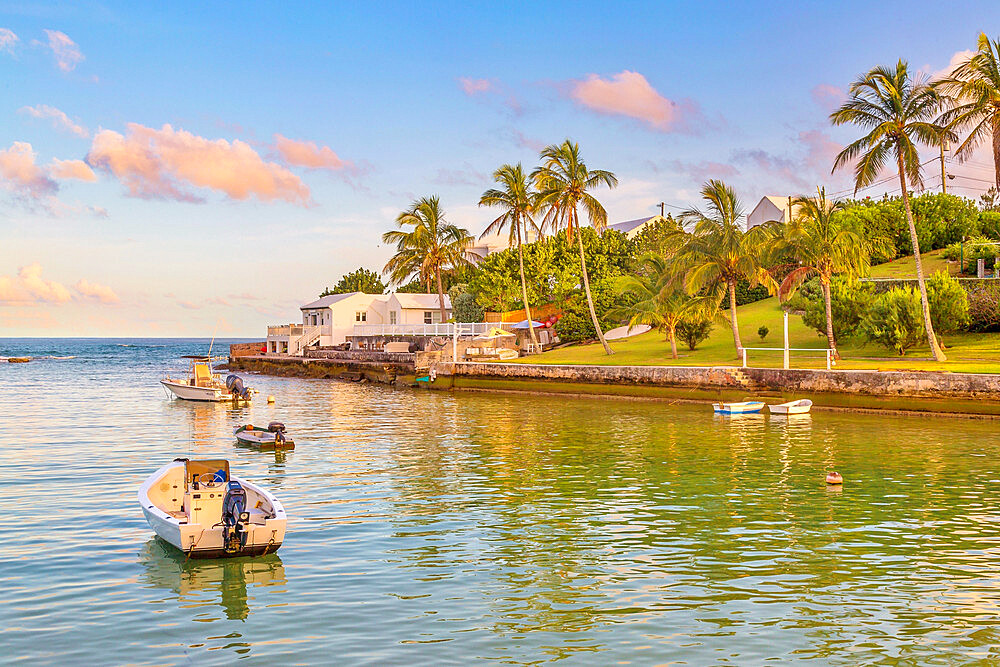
[292,326,322,355]
[725,368,752,388]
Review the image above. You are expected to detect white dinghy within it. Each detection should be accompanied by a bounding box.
[160,356,254,404]
[768,399,813,415]
[139,458,286,559]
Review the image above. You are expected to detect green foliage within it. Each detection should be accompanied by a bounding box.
[451,292,484,323]
[632,215,682,256]
[800,276,875,340]
[396,279,427,294]
[553,278,619,342]
[675,314,714,351]
[757,325,769,341]
[734,279,771,305]
[860,287,924,354]
[925,271,969,338]
[966,283,1000,331]
[320,267,385,297]
[980,210,1000,238]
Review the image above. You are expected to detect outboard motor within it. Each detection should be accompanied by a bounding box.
[221,481,250,553]
[226,374,251,400]
[268,421,286,446]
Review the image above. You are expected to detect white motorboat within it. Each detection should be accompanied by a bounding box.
[139,458,287,559]
[713,401,765,415]
[768,399,813,415]
[161,356,253,403]
[234,422,295,450]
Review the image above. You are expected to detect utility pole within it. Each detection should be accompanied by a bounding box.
[941,141,949,194]
[658,202,665,217]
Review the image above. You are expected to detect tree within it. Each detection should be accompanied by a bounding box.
[382,196,474,322]
[831,60,953,361]
[676,180,777,356]
[776,188,889,357]
[533,140,618,355]
[320,267,386,297]
[479,163,542,348]
[935,33,1000,189]
[925,270,969,345]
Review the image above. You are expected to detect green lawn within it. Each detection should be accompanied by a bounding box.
[522,296,1000,374]
[869,249,955,279]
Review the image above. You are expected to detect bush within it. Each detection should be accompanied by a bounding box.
[451,292,484,323]
[552,280,618,343]
[734,279,770,306]
[925,271,969,341]
[980,211,1000,240]
[757,325,769,341]
[800,276,875,340]
[966,283,1000,332]
[676,314,713,351]
[860,287,924,354]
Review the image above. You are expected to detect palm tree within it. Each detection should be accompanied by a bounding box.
[479,164,543,349]
[676,180,777,356]
[382,196,474,322]
[776,188,890,357]
[532,140,618,355]
[611,253,719,359]
[935,33,1000,188]
[830,60,953,361]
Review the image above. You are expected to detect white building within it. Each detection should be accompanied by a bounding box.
[606,214,669,238]
[266,292,453,354]
[746,196,802,229]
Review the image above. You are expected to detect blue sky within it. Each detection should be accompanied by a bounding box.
[2,1,998,335]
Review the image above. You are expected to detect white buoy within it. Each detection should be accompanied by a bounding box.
[267,395,275,404]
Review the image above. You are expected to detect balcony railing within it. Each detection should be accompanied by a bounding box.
[351,322,493,337]
[267,324,304,337]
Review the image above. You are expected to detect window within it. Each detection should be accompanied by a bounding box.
[355,311,367,322]
[424,311,433,324]
[390,311,397,325]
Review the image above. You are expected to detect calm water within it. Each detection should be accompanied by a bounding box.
[3,338,1000,664]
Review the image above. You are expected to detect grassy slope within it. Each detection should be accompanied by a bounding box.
[522,296,1000,374]
[869,249,954,279]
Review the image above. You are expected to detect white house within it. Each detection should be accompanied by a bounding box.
[746,196,802,229]
[266,292,452,354]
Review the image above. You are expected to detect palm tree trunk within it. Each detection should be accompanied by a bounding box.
[435,267,448,322]
[516,219,539,349]
[993,115,1000,190]
[576,213,613,355]
[728,279,742,356]
[821,277,839,360]
[668,325,678,359]
[897,154,946,361]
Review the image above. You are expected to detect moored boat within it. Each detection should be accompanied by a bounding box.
[234,422,294,450]
[138,458,286,558]
[713,401,765,414]
[768,399,813,415]
[161,356,253,403]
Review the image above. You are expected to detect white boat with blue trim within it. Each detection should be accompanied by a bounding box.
[713,401,765,415]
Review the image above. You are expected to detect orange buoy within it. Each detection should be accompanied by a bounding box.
[826,472,843,485]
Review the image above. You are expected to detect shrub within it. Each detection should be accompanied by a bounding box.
[676,314,713,351]
[925,271,969,341]
[966,283,1000,332]
[800,276,874,340]
[734,278,771,306]
[452,292,484,323]
[552,281,618,343]
[757,325,769,341]
[980,211,1000,240]
[860,287,924,354]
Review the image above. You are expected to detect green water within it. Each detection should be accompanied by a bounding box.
[3,340,1000,663]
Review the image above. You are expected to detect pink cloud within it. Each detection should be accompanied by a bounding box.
[0,28,17,55]
[206,296,231,306]
[932,49,976,80]
[20,104,88,138]
[1,308,59,330]
[0,141,58,199]
[810,84,845,112]
[49,158,97,182]
[43,29,83,72]
[668,159,740,183]
[570,70,699,132]
[459,77,494,95]
[87,123,311,205]
[458,77,522,115]
[227,292,264,301]
[273,134,351,171]
[74,279,119,304]
[176,299,202,309]
[0,263,72,304]
[799,129,844,175]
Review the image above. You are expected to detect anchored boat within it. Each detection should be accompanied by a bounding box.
[768,399,813,415]
[138,458,286,558]
[234,422,294,450]
[161,356,253,403]
[713,401,765,415]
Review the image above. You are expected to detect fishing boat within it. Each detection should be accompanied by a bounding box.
[138,458,286,559]
[712,400,765,415]
[160,356,253,403]
[234,422,294,450]
[768,399,813,415]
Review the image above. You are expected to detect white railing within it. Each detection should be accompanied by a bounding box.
[741,347,834,371]
[351,322,493,337]
[268,324,305,337]
[291,325,323,354]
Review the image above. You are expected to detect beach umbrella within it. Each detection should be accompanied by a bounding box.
[510,319,544,330]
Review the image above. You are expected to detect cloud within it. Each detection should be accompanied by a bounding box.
[176,299,202,309]
[459,77,494,95]
[87,123,311,204]
[0,263,72,304]
[0,308,59,330]
[457,77,522,114]
[932,49,976,80]
[74,279,119,303]
[810,84,845,112]
[227,292,264,301]
[43,29,83,72]
[432,163,489,187]
[665,159,740,183]
[206,296,231,306]
[20,104,89,138]
[0,28,17,55]
[569,70,701,132]
[0,141,59,199]
[49,158,97,182]
[273,134,351,171]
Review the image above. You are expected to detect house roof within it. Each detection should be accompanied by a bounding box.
[392,293,452,309]
[300,292,383,310]
[608,216,656,234]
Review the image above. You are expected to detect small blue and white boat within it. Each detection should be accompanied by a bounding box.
[713,401,765,415]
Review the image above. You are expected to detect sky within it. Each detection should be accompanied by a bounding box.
[2,0,999,337]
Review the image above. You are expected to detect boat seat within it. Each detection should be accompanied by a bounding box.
[248,507,269,525]
[167,510,187,520]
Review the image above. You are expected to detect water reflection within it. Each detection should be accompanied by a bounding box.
[138,538,287,621]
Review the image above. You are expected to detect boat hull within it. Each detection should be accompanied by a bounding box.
[768,400,813,415]
[713,401,765,414]
[235,429,295,450]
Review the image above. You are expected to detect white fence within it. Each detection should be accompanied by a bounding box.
[351,323,493,337]
[741,347,834,370]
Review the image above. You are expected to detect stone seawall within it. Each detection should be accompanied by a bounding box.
[229,354,416,385]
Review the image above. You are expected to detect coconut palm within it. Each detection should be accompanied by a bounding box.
[831,60,953,361]
[676,180,777,356]
[776,188,891,358]
[532,140,618,355]
[479,164,543,348]
[935,33,1000,188]
[382,196,474,322]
